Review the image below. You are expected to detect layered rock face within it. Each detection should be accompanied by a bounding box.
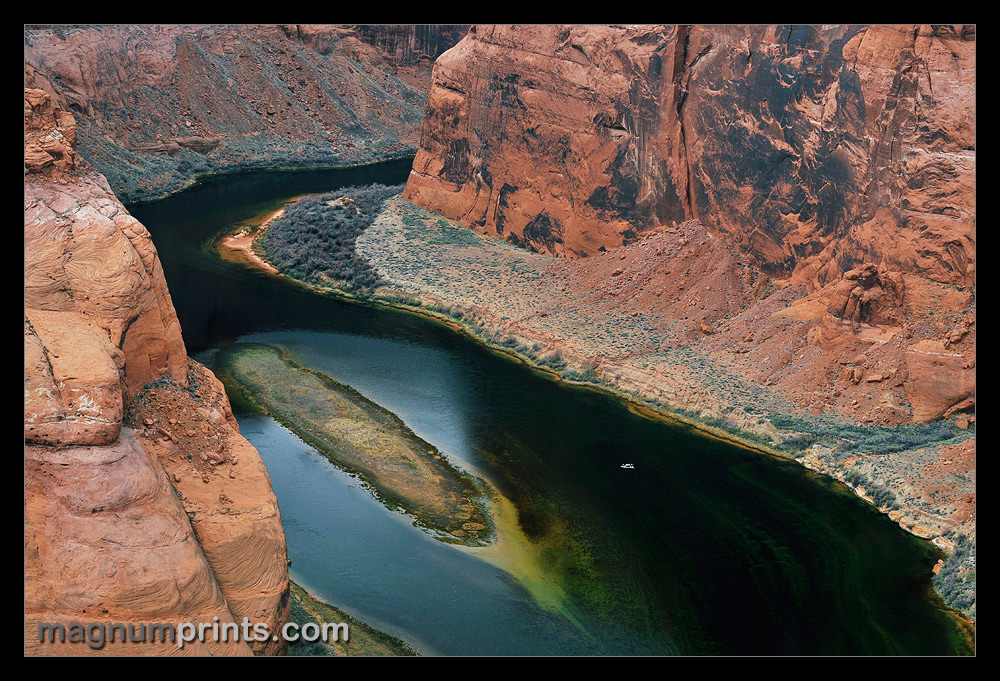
[404,24,975,423]
[406,25,974,274]
[345,25,469,91]
[24,24,466,202]
[25,88,289,655]
[348,25,470,67]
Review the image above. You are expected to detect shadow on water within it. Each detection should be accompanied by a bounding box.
[129,163,973,655]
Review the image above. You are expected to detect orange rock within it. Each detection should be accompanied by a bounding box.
[24,309,124,447]
[24,89,289,656]
[406,25,975,291]
[404,24,975,429]
[24,434,253,656]
[904,341,976,422]
[24,25,467,202]
[25,169,188,398]
[23,88,76,176]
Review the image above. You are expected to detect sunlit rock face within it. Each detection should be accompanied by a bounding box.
[24,87,289,656]
[406,24,974,286]
[404,24,975,423]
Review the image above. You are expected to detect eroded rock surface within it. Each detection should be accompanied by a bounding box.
[407,25,974,276]
[25,88,289,655]
[24,25,467,202]
[404,24,975,423]
[397,25,975,617]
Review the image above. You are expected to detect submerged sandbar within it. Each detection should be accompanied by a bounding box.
[218,343,492,544]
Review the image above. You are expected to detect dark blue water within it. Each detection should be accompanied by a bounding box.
[130,163,972,655]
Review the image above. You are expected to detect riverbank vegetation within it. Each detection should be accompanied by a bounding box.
[769,414,966,457]
[260,183,402,295]
[288,581,417,656]
[933,534,977,620]
[220,188,975,623]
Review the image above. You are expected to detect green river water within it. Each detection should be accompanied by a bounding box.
[128,161,973,655]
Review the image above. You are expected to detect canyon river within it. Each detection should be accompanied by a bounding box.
[129,161,972,655]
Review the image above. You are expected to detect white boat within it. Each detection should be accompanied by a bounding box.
[620,463,635,469]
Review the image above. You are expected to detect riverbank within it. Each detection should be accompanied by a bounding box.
[216,342,493,545]
[220,189,975,623]
[288,581,416,656]
[219,207,284,275]
[124,154,419,206]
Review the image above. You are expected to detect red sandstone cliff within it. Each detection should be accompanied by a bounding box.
[406,26,974,276]
[404,24,975,424]
[24,86,289,655]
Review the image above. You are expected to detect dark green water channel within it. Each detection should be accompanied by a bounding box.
[129,161,972,655]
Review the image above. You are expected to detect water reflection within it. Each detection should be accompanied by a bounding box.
[131,165,971,655]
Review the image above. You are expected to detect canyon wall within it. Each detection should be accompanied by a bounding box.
[25,86,289,655]
[398,27,975,612]
[348,24,470,67]
[406,26,974,282]
[404,24,975,424]
[24,24,466,203]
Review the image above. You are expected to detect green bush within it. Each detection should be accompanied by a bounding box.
[932,534,976,617]
[770,414,962,456]
[263,183,402,296]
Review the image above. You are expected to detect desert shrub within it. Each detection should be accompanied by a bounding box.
[262,183,402,296]
[561,359,601,383]
[933,534,976,617]
[781,434,818,452]
[538,349,567,371]
[843,468,899,509]
[770,414,961,456]
[579,359,599,380]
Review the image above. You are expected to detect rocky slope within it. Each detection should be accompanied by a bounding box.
[24,24,466,203]
[25,86,290,655]
[344,25,470,92]
[404,24,975,427]
[400,25,974,617]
